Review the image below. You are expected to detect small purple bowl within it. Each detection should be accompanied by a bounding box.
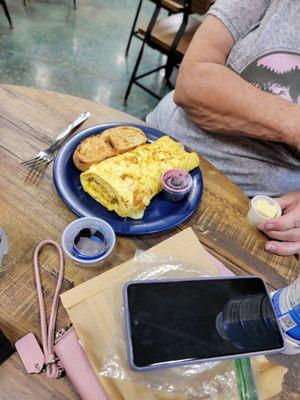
[161,169,193,202]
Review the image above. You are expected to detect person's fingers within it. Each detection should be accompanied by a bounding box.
[262,228,300,242]
[273,196,293,210]
[274,191,300,208]
[258,211,300,232]
[265,240,300,256]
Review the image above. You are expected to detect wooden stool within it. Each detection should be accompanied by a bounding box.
[125,0,184,57]
[138,12,200,58]
[125,3,202,102]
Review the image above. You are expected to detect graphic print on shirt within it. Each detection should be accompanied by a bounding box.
[239,51,300,104]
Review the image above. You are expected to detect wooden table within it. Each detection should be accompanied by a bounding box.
[0,85,299,399]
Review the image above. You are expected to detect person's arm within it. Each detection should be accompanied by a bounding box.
[258,192,300,257]
[174,16,300,151]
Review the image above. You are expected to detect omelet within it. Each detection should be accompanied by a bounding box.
[80,136,199,219]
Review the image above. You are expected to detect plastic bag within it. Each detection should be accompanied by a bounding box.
[99,251,239,399]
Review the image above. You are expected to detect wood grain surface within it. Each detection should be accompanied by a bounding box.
[139,13,202,57]
[0,85,299,399]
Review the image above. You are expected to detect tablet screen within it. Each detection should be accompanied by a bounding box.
[125,277,284,368]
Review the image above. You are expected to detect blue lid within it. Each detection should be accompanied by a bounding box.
[62,217,116,266]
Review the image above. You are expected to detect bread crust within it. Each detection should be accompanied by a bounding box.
[73,134,116,171]
[73,126,147,171]
[105,126,147,154]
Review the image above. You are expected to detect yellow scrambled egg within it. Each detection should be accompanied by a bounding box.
[80,136,199,219]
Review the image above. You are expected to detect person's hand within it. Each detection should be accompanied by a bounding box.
[258,192,300,257]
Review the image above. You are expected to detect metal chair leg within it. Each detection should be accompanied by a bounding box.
[125,1,162,102]
[165,57,175,83]
[73,0,76,10]
[1,0,13,29]
[124,42,146,102]
[125,0,143,57]
[164,1,191,82]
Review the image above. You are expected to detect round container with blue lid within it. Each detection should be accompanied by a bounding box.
[62,217,116,266]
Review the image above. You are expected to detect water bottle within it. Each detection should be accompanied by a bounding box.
[271,277,300,354]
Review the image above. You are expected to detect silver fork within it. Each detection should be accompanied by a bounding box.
[21,111,91,170]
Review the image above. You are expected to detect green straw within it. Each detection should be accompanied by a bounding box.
[235,358,259,400]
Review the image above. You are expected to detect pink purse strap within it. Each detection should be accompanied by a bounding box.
[33,240,64,379]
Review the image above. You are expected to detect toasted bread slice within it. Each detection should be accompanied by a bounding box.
[73,126,148,171]
[73,134,116,171]
[105,126,147,154]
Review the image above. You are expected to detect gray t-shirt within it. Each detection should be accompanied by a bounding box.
[147,0,300,196]
[209,0,300,161]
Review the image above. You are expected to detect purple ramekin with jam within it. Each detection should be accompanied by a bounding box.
[161,169,193,202]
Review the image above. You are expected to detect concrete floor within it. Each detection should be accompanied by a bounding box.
[0,0,171,118]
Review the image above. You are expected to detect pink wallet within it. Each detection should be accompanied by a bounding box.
[15,240,109,400]
[54,326,108,400]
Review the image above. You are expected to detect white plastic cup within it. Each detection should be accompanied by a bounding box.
[62,217,116,266]
[247,195,282,227]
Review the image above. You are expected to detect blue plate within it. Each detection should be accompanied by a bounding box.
[53,123,203,235]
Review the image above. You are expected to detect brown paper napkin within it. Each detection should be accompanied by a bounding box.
[61,228,285,400]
